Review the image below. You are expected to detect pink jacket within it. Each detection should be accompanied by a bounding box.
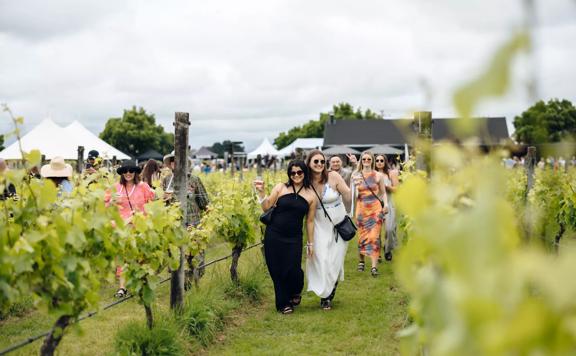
[105,182,155,221]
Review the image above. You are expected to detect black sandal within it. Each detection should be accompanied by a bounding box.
[114,287,128,298]
[385,252,393,262]
[320,299,332,310]
[290,295,302,306]
[281,306,294,314]
[371,267,379,277]
[357,261,365,272]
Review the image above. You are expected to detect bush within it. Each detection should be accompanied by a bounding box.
[114,318,185,356]
[179,292,233,346]
[0,296,34,320]
[224,269,265,304]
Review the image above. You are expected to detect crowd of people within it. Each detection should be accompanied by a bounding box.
[254,150,399,314]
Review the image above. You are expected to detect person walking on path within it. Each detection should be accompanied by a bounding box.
[254,160,317,314]
[306,150,352,310]
[375,154,399,262]
[351,151,388,277]
[141,159,162,189]
[105,160,155,298]
[162,153,209,286]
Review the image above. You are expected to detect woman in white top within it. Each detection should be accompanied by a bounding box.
[306,150,352,310]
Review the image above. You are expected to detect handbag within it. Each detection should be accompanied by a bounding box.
[312,185,357,242]
[259,206,275,225]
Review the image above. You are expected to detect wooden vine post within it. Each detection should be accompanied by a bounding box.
[412,111,432,174]
[76,146,84,173]
[170,112,190,310]
[525,146,536,196]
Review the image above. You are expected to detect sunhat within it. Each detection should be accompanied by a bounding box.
[40,157,73,178]
[116,160,142,175]
[163,153,192,166]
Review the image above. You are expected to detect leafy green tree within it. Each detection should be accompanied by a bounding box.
[513,99,576,144]
[274,102,382,149]
[99,107,174,157]
[210,140,245,158]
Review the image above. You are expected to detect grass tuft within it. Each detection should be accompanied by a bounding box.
[114,316,185,356]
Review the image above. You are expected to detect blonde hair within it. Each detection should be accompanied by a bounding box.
[355,150,375,173]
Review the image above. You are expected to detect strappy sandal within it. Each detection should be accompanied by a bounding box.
[321,299,332,310]
[280,306,294,314]
[371,267,379,277]
[290,295,302,307]
[357,261,365,272]
[385,252,393,262]
[114,287,128,298]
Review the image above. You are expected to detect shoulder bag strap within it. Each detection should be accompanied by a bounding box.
[311,185,335,226]
[124,184,134,212]
[361,173,384,208]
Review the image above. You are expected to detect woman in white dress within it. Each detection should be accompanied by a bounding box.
[306,150,352,310]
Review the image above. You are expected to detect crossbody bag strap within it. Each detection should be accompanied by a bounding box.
[362,174,384,208]
[311,185,334,226]
[123,184,134,212]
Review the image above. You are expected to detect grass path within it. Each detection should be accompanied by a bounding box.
[207,245,408,355]
[0,241,407,355]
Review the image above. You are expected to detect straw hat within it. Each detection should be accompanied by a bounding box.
[40,157,73,178]
[163,153,192,166]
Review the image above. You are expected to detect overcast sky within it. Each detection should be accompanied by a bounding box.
[1,0,575,151]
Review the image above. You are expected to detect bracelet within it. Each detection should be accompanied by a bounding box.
[258,195,267,204]
[306,242,313,246]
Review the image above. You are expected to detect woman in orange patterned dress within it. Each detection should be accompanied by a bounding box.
[351,151,388,277]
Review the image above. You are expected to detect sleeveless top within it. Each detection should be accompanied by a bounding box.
[266,185,309,243]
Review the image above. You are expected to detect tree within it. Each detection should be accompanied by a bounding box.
[513,99,576,145]
[210,140,245,158]
[99,107,174,157]
[274,102,382,149]
[0,134,4,151]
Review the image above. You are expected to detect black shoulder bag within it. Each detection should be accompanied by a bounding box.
[259,186,286,225]
[312,185,357,242]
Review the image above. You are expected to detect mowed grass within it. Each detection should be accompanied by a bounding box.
[0,241,256,355]
[206,243,408,356]
[0,240,407,355]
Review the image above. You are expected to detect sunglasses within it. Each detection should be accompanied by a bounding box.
[312,159,325,165]
[290,170,304,177]
[362,158,372,162]
[123,168,138,174]
[376,159,385,163]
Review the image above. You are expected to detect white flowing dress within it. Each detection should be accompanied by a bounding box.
[306,184,349,298]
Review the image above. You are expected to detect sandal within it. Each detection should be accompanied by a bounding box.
[290,295,302,306]
[357,261,365,272]
[320,299,332,310]
[385,252,393,262]
[371,267,379,277]
[280,306,294,315]
[114,287,128,298]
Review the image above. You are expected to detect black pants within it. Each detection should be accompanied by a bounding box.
[264,237,304,311]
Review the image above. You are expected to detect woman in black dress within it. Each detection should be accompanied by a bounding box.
[254,160,317,314]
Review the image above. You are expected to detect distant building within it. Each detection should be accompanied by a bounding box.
[323,113,510,152]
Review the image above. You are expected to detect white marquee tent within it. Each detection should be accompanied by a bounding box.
[0,118,131,160]
[247,138,280,159]
[277,138,324,157]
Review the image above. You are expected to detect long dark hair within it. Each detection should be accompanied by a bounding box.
[120,172,141,186]
[305,149,328,184]
[375,154,390,175]
[141,159,160,186]
[285,160,310,188]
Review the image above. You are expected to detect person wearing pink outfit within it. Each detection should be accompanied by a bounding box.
[105,160,155,298]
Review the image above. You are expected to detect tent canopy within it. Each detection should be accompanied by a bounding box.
[0,119,130,160]
[322,145,361,156]
[367,145,404,155]
[136,149,164,162]
[277,138,324,157]
[247,138,280,159]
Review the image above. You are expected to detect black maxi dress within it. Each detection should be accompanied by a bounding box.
[264,186,309,311]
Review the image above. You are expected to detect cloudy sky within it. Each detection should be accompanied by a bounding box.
[1,0,575,151]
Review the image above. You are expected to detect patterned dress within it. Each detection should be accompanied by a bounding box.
[355,171,384,258]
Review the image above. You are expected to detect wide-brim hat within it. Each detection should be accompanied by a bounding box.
[41,156,73,178]
[116,160,142,175]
